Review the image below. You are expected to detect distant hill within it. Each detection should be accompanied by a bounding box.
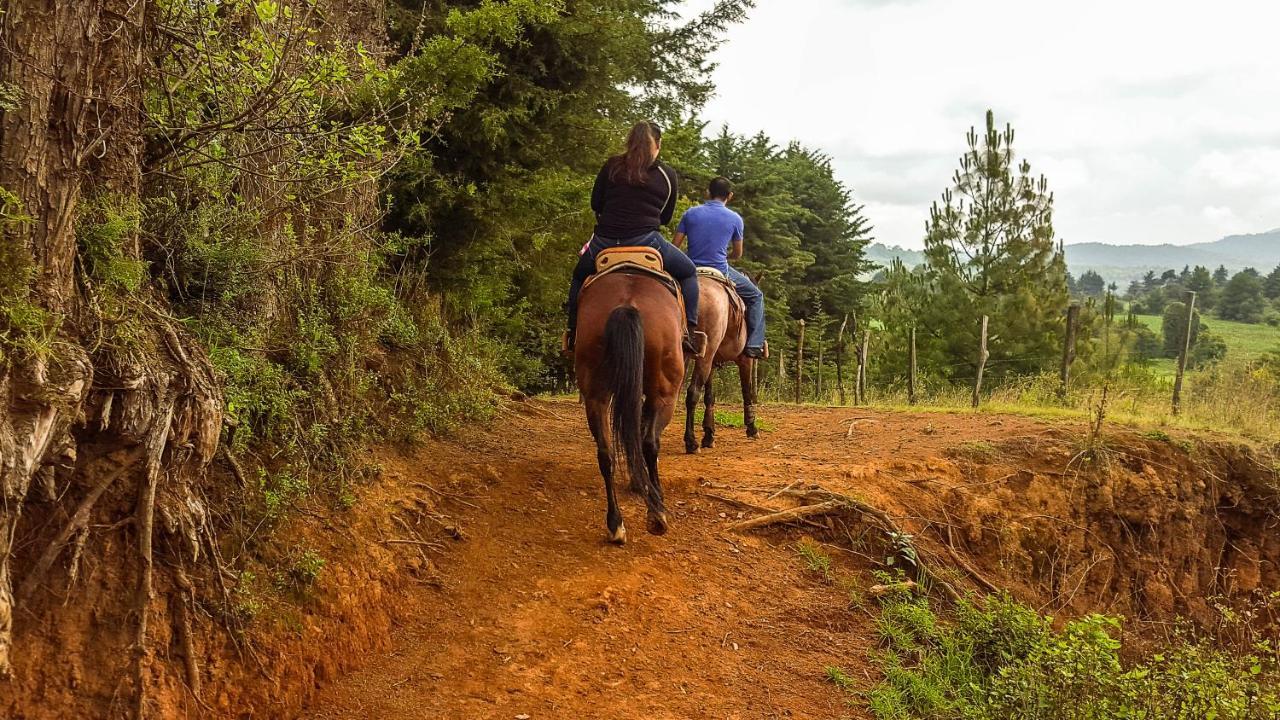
[864,230,1280,286]
[864,243,925,272]
[1064,229,1280,286]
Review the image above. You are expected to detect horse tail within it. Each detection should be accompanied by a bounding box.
[604,305,648,493]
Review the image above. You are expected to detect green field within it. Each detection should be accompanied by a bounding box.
[1134,313,1280,364]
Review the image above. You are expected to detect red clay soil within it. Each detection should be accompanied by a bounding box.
[302,402,1080,720]
[12,397,1275,719]
[306,401,888,720]
[302,400,1279,719]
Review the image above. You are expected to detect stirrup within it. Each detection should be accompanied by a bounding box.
[561,330,574,357]
[684,330,707,358]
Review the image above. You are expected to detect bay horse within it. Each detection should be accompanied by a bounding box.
[575,267,685,544]
[684,270,758,453]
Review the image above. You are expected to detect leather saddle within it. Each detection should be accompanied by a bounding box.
[696,266,746,330]
[571,247,706,357]
[582,246,679,297]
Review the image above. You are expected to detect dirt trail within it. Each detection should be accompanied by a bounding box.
[304,401,1060,720]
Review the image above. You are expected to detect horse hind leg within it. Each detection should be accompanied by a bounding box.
[642,401,670,536]
[588,401,626,544]
[700,373,716,449]
[738,357,759,439]
[684,368,704,455]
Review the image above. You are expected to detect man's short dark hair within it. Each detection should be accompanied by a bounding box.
[708,176,733,200]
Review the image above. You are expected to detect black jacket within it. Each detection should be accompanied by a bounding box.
[590,160,678,239]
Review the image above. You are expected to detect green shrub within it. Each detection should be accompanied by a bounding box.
[859,590,1280,720]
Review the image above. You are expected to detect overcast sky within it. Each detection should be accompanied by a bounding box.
[679,0,1280,250]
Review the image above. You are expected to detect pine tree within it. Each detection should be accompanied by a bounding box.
[1265,264,1280,301]
[1077,270,1106,297]
[1213,265,1230,284]
[1186,265,1215,310]
[917,110,1069,378]
[1218,269,1266,323]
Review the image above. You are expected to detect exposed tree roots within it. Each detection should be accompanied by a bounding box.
[726,484,991,603]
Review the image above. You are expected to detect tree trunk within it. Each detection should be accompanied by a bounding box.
[0,0,222,688]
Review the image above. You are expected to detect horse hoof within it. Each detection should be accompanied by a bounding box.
[646,512,669,536]
[608,523,627,545]
[701,438,714,449]
[746,426,759,439]
[685,443,699,455]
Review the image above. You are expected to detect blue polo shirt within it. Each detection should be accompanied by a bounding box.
[676,199,744,273]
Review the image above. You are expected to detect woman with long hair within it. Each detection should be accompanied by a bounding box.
[566,121,700,353]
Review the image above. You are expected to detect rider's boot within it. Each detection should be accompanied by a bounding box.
[683,322,706,357]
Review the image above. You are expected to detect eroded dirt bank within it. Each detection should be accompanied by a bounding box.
[8,400,1278,718]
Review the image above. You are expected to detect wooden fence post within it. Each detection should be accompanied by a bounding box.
[836,314,849,405]
[908,326,917,405]
[794,319,805,405]
[971,315,989,409]
[857,329,870,404]
[816,337,824,401]
[1172,291,1197,415]
[1059,304,1080,401]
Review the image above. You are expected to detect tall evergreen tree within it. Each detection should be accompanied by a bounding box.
[381,0,754,386]
[916,110,1070,378]
[1186,265,1214,307]
[1077,270,1106,297]
[1265,264,1280,301]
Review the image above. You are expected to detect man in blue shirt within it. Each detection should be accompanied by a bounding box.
[673,177,765,358]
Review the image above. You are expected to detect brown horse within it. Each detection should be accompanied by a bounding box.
[575,271,685,544]
[684,272,758,453]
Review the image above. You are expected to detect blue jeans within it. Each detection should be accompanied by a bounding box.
[725,266,765,350]
[567,231,699,333]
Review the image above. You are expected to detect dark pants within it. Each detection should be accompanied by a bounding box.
[568,231,699,333]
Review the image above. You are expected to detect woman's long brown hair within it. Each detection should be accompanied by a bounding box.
[608,121,661,186]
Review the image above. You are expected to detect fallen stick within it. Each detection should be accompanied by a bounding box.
[869,580,917,597]
[726,500,845,532]
[739,486,966,603]
[697,491,828,531]
[382,538,446,550]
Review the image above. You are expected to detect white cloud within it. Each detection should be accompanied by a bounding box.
[682,0,1280,248]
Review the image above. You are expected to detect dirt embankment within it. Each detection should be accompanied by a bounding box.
[6,401,1278,718]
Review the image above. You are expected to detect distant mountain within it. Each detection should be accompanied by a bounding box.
[1064,229,1280,286]
[863,231,1280,287]
[864,243,925,272]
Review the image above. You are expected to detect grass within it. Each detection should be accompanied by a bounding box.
[795,538,834,580]
[1134,313,1279,367]
[690,408,776,433]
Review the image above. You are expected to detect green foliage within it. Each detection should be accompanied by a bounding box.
[826,665,857,692]
[1161,301,1203,359]
[795,538,834,580]
[1264,265,1280,301]
[875,111,1074,388]
[1219,269,1268,323]
[77,194,147,292]
[0,186,58,362]
[282,548,326,591]
[860,590,1280,720]
[382,1,762,391]
[128,0,515,507]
